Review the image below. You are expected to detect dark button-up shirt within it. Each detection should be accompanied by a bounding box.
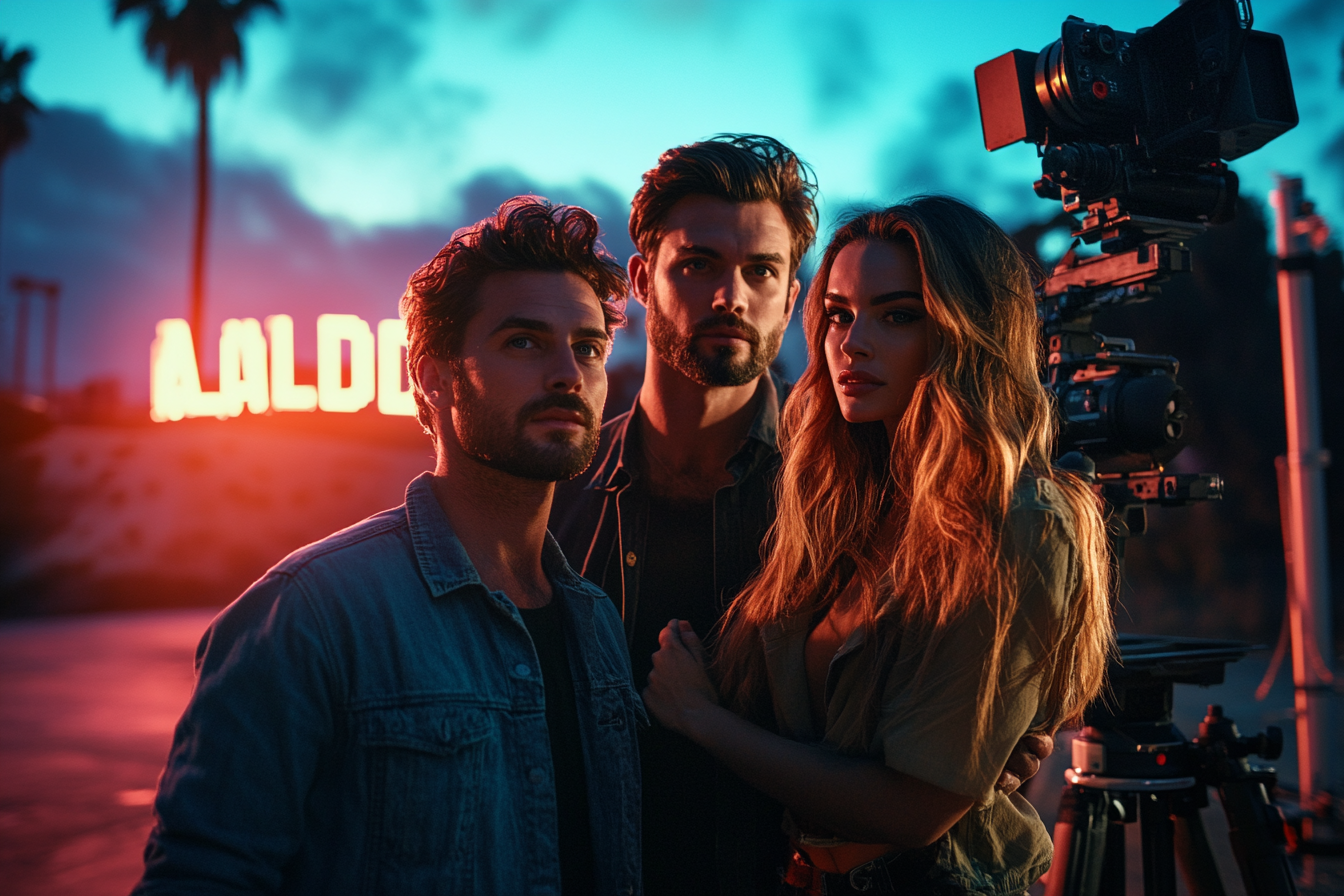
[136,473,645,896]
[550,372,790,895]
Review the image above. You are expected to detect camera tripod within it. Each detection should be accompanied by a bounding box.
[1046,634,1297,895]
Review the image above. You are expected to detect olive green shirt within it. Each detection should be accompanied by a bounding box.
[760,477,1077,893]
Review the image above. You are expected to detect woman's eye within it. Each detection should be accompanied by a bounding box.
[884,309,919,325]
[825,308,852,326]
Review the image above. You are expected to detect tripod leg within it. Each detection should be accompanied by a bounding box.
[1139,792,1177,896]
[1217,780,1298,896]
[1047,785,1110,896]
[1100,819,1126,896]
[1173,796,1227,896]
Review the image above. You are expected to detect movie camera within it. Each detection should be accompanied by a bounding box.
[977,0,1297,516]
[976,1,1302,892]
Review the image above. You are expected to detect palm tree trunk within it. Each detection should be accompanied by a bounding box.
[191,82,211,365]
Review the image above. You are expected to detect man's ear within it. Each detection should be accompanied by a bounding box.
[784,276,802,321]
[413,355,454,413]
[628,254,650,308]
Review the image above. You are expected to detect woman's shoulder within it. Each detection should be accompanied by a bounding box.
[1006,473,1083,620]
[1008,473,1078,546]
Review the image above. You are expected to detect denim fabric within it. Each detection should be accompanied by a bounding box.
[135,473,645,896]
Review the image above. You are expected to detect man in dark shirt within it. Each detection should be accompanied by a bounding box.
[551,136,1053,895]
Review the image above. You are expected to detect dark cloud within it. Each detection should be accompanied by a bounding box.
[0,107,643,401]
[461,0,579,46]
[809,14,878,122]
[876,77,985,198]
[276,0,433,127]
[1269,0,1344,34]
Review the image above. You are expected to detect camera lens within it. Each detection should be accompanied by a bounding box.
[1042,143,1118,195]
[1116,374,1187,453]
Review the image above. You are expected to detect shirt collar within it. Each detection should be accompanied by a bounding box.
[404,472,604,602]
[585,369,787,492]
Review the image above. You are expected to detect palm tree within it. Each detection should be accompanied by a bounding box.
[113,0,280,360]
[0,42,39,309]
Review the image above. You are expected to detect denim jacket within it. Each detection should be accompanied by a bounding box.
[136,473,645,896]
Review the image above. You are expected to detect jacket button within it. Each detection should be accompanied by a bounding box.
[625,551,637,567]
[529,767,545,785]
[514,663,531,677]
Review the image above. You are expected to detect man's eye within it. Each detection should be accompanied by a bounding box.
[508,335,537,349]
[684,259,709,272]
[574,342,605,358]
[750,264,774,278]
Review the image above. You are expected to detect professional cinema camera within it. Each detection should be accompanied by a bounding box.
[976,1,1302,893]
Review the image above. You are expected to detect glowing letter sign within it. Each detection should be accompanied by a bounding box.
[150,316,415,421]
[266,314,318,412]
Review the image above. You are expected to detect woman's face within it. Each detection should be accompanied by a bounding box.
[823,238,934,439]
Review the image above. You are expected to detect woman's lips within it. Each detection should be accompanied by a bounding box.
[836,370,885,397]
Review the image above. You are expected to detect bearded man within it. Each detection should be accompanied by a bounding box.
[134,198,644,896]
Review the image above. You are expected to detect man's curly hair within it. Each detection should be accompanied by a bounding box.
[401,196,628,435]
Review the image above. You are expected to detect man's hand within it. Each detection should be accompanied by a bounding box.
[995,732,1053,796]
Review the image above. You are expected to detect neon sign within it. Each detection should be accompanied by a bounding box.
[150,315,416,422]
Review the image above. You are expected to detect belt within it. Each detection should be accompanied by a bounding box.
[791,838,895,874]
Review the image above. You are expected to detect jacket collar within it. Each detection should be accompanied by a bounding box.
[404,472,604,601]
[584,369,788,493]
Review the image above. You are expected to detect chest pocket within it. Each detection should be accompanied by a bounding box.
[355,703,496,892]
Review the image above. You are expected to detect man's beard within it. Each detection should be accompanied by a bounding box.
[644,291,785,388]
[451,375,601,482]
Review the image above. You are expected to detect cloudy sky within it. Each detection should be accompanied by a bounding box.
[2,0,1341,398]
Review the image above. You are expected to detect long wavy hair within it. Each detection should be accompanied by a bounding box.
[714,196,1113,755]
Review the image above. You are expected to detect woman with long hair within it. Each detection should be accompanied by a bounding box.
[641,195,1114,893]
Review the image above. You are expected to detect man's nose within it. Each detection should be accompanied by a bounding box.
[547,348,585,393]
[710,270,749,316]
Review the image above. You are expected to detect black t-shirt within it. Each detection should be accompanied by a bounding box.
[518,600,595,896]
[629,495,720,896]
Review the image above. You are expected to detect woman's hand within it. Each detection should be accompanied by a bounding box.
[641,619,720,739]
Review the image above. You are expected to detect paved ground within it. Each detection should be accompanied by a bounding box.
[0,610,212,896]
[1,609,1339,895]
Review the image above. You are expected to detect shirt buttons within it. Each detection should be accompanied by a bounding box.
[529,767,545,785]
[625,551,637,567]
[513,663,531,677]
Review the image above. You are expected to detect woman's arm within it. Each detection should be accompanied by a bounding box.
[642,620,974,847]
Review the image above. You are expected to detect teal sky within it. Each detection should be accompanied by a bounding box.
[7,0,1342,234]
[0,0,1341,395]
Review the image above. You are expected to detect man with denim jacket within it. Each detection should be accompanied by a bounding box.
[135,198,644,896]
[550,136,1054,895]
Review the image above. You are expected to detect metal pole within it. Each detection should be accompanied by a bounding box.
[1268,175,1336,816]
[41,283,59,399]
[11,281,29,396]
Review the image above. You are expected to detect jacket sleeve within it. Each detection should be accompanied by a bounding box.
[134,571,338,894]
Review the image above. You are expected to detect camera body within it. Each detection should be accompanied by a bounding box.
[973,0,1296,485]
[975,0,1297,166]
